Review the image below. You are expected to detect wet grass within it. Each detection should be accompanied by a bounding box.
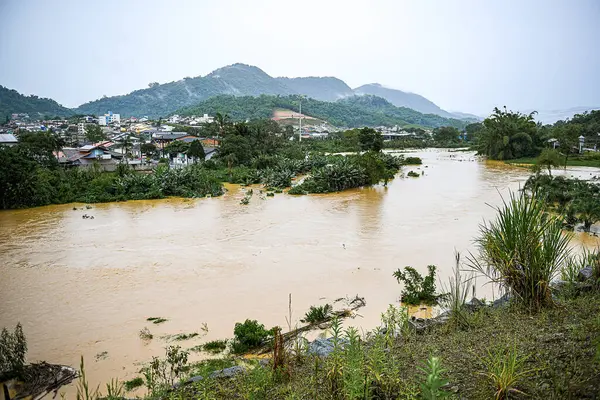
[124,376,144,391]
[169,293,600,399]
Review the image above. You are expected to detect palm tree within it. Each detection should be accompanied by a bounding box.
[214,112,230,140]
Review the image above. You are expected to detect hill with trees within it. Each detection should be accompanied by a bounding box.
[176,94,467,129]
[0,85,73,122]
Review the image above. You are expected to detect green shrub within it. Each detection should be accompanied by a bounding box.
[301,304,333,324]
[404,156,423,165]
[0,323,27,379]
[407,170,420,178]
[393,265,438,305]
[202,339,228,354]
[124,377,144,391]
[232,319,275,354]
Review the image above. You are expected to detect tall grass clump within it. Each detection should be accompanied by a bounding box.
[480,345,536,400]
[0,323,27,379]
[468,192,571,310]
[440,252,474,329]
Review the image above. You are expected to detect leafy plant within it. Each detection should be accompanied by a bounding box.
[393,265,438,305]
[105,378,124,400]
[301,304,333,324]
[76,357,100,400]
[468,192,571,310]
[202,339,228,354]
[439,252,474,329]
[232,319,275,354]
[123,376,144,391]
[407,170,420,178]
[480,345,535,400]
[0,323,27,379]
[419,355,450,399]
[139,327,153,340]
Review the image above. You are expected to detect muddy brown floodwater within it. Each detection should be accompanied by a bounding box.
[1,149,599,396]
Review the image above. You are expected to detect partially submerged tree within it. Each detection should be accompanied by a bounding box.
[478,107,539,160]
[535,148,561,176]
[0,323,27,379]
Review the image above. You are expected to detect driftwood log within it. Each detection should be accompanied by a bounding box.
[250,295,366,355]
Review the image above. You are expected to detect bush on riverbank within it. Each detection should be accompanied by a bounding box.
[289,152,403,194]
[524,174,600,231]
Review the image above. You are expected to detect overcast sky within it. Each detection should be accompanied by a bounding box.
[1,0,599,115]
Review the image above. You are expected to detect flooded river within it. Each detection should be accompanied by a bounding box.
[1,149,598,394]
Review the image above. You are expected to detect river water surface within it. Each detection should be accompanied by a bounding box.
[1,149,598,394]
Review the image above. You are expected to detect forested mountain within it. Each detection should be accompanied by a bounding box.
[353,83,454,118]
[72,63,469,120]
[275,77,354,101]
[0,85,73,121]
[177,94,467,129]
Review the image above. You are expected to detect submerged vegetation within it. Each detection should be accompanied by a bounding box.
[393,265,438,305]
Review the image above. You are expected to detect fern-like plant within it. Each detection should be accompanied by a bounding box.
[393,265,439,305]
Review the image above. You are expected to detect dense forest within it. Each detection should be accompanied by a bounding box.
[471,108,600,162]
[0,85,73,122]
[176,94,467,129]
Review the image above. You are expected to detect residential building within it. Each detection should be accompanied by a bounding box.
[98,111,120,126]
[59,144,123,167]
[0,133,18,146]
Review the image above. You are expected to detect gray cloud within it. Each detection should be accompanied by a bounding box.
[1,0,599,115]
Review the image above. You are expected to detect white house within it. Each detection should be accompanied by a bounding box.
[98,111,120,126]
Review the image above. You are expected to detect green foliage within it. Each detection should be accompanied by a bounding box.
[404,156,423,165]
[477,107,540,160]
[0,85,73,121]
[358,127,384,152]
[84,124,107,143]
[432,126,461,145]
[468,192,571,310]
[76,357,100,400]
[124,376,144,391]
[524,174,600,231]
[300,304,333,324]
[407,171,420,178]
[142,346,189,395]
[164,140,190,157]
[232,319,275,354]
[0,323,27,380]
[202,339,228,354]
[178,94,467,129]
[480,345,535,400]
[187,139,205,162]
[439,252,474,330]
[418,355,450,399]
[535,148,561,175]
[393,265,438,305]
[139,327,153,340]
[289,152,401,194]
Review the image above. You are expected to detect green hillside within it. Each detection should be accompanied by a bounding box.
[0,85,73,121]
[177,94,467,129]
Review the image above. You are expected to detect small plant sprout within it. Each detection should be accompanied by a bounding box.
[419,355,451,399]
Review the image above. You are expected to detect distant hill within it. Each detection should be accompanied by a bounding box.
[276,77,354,101]
[0,85,73,121]
[353,83,454,118]
[177,94,467,129]
[72,63,472,120]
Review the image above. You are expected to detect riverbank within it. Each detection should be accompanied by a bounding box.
[505,155,600,168]
[154,292,600,399]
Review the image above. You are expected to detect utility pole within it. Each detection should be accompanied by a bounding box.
[298,98,302,142]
